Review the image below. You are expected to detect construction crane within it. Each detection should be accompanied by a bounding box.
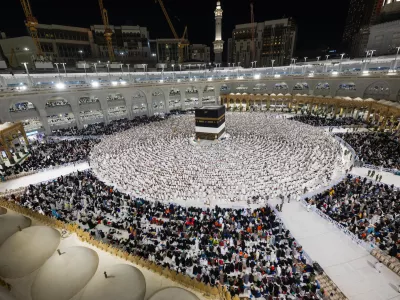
[250,0,256,63]
[20,0,43,56]
[155,0,189,64]
[98,0,115,62]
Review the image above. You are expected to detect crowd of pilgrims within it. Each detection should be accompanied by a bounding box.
[51,115,170,136]
[0,139,99,177]
[10,170,322,299]
[290,116,366,127]
[335,132,400,170]
[90,113,347,205]
[306,174,400,258]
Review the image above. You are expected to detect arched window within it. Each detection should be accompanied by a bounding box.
[107,93,125,102]
[293,82,309,90]
[339,82,356,90]
[363,82,390,100]
[9,101,36,112]
[46,97,70,107]
[316,82,330,90]
[79,96,99,104]
[274,83,288,90]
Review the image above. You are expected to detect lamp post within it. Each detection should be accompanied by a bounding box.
[21,62,32,87]
[54,63,61,82]
[83,62,88,82]
[61,63,67,77]
[339,53,345,72]
[93,63,98,76]
[303,57,308,75]
[78,50,83,60]
[228,63,231,68]
[364,50,375,71]
[106,63,110,82]
[120,64,124,76]
[172,64,175,80]
[254,61,257,68]
[291,58,297,75]
[126,64,131,83]
[369,49,376,60]
[392,46,400,72]
[271,59,275,76]
[325,55,330,72]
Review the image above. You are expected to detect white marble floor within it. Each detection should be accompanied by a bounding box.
[350,167,400,188]
[0,162,90,193]
[269,196,400,300]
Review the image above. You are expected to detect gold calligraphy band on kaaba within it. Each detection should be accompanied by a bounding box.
[195,114,225,121]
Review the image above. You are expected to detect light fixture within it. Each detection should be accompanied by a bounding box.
[91,81,100,87]
[274,74,281,78]
[207,77,213,81]
[177,79,181,82]
[120,81,127,85]
[55,82,66,89]
[331,71,339,76]
[254,74,260,80]
[225,77,229,80]
[160,80,164,83]
[23,47,29,51]
[362,70,369,75]
[111,81,118,86]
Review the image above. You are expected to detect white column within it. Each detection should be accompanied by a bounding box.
[179,88,186,111]
[198,89,204,107]
[38,109,51,135]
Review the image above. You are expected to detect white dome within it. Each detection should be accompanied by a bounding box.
[0,226,59,278]
[149,287,200,300]
[0,207,6,215]
[0,285,17,300]
[0,214,31,245]
[80,264,145,300]
[31,246,99,300]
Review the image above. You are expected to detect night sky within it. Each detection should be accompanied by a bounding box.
[0,0,351,56]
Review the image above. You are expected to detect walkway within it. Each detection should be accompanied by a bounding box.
[0,162,90,193]
[350,167,400,188]
[270,197,400,300]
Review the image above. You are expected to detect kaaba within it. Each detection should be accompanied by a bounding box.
[195,106,225,140]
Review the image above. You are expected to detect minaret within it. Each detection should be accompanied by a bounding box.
[213,1,224,64]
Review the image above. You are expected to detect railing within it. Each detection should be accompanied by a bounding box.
[358,162,400,175]
[1,68,399,96]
